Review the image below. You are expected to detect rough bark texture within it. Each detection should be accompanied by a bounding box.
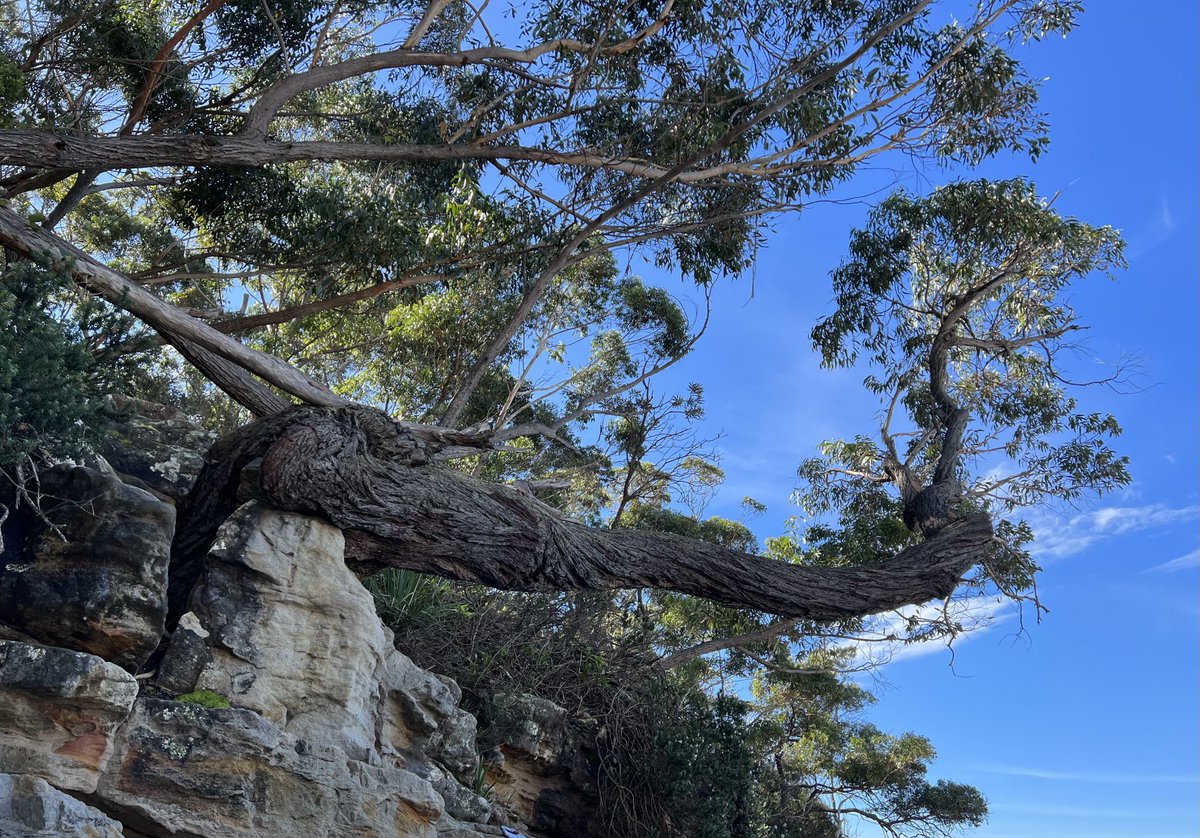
[172,406,993,625]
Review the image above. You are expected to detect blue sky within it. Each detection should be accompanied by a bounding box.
[648,5,1199,836]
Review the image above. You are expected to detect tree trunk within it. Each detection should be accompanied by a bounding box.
[170,405,993,624]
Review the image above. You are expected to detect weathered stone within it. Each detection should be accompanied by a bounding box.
[0,773,124,837]
[93,698,443,838]
[0,465,174,670]
[153,611,211,695]
[0,442,505,837]
[488,695,572,764]
[99,394,216,502]
[382,648,480,782]
[170,503,390,758]
[435,820,513,837]
[483,694,599,836]
[162,502,483,782]
[0,641,138,793]
[429,703,482,783]
[428,764,492,824]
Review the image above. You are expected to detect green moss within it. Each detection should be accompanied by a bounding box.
[176,689,231,709]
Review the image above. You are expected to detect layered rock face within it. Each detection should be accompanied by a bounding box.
[481,694,601,836]
[0,773,124,837]
[0,403,595,837]
[0,639,138,794]
[98,394,216,502]
[0,463,174,671]
[0,493,497,837]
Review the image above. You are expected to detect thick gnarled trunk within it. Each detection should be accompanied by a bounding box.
[171,406,993,625]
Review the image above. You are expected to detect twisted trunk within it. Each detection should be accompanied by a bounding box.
[170,406,993,625]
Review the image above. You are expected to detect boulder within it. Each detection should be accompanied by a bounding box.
[0,640,138,794]
[0,439,515,837]
[0,773,124,837]
[0,464,174,670]
[98,394,215,502]
[159,501,481,778]
[166,503,401,758]
[427,763,492,824]
[152,611,212,695]
[380,649,480,783]
[93,698,443,838]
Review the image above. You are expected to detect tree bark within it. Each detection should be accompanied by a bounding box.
[0,130,672,184]
[169,337,291,417]
[171,405,994,624]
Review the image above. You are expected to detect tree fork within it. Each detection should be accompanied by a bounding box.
[170,405,994,625]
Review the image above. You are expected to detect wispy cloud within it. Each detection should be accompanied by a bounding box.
[838,596,1015,668]
[1028,504,1198,562]
[980,764,1200,784]
[1126,195,1177,259]
[1143,548,1200,574]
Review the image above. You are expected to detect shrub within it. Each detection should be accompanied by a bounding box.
[0,260,101,468]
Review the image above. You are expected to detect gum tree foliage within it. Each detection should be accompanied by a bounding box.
[801,178,1127,613]
[748,654,987,837]
[0,0,1097,621]
[0,3,1125,834]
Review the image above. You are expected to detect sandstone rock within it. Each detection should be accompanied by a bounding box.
[167,502,392,758]
[487,695,572,764]
[93,698,443,838]
[482,694,599,836]
[0,465,509,837]
[427,764,492,824]
[161,502,482,780]
[99,394,215,502]
[152,611,212,695]
[0,464,174,670]
[381,648,480,783]
[0,641,138,794]
[0,773,124,837]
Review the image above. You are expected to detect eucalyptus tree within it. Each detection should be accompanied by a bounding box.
[0,0,1111,625]
[748,654,987,837]
[648,178,1127,674]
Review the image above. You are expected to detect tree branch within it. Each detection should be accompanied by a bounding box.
[211,272,450,334]
[659,618,802,670]
[0,205,346,408]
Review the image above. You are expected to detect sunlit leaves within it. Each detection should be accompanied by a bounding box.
[802,178,1127,603]
[750,650,988,837]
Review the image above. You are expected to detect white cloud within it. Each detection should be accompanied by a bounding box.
[1028,504,1198,562]
[837,596,1015,669]
[1127,195,1177,259]
[1143,548,1200,574]
[1158,196,1176,234]
[980,764,1200,785]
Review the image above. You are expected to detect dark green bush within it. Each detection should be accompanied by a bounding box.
[0,254,152,474]
[0,260,103,468]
